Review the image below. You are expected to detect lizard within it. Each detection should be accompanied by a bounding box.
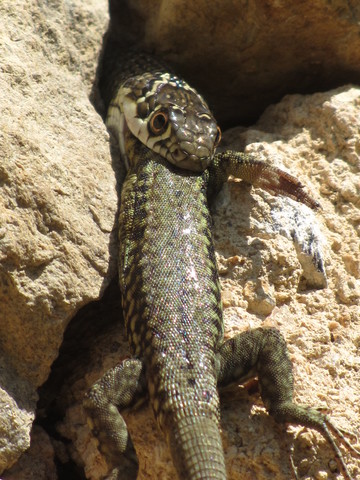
[83,44,359,480]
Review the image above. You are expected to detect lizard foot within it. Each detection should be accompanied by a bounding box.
[271,403,360,480]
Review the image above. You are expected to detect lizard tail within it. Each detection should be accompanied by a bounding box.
[167,415,226,480]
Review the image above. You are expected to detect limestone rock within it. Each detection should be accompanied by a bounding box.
[2,425,58,480]
[108,0,360,124]
[211,87,360,479]
[0,0,111,472]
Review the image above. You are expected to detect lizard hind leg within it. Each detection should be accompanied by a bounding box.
[216,327,358,480]
[83,358,146,479]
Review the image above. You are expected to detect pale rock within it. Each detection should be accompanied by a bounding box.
[0,0,110,472]
[108,0,360,124]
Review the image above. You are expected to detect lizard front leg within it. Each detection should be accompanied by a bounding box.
[209,150,320,210]
[216,327,359,480]
[83,358,146,479]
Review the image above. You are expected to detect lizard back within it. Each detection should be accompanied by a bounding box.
[118,133,227,478]
[119,133,224,418]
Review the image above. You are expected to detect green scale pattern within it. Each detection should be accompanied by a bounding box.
[119,135,225,477]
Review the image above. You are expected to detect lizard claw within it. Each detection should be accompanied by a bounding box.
[288,418,359,480]
[316,416,360,480]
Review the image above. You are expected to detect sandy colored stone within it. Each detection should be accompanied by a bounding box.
[2,425,57,480]
[0,0,110,473]
[213,86,360,479]
[108,0,360,124]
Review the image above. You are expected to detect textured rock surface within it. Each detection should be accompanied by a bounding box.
[1,0,360,479]
[109,0,360,125]
[0,0,110,472]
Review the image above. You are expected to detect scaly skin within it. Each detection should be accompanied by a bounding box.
[120,133,225,478]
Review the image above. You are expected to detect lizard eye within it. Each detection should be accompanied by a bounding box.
[149,110,169,135]
[214,126,221,147]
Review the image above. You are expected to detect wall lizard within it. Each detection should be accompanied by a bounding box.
[83,43,358,479]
